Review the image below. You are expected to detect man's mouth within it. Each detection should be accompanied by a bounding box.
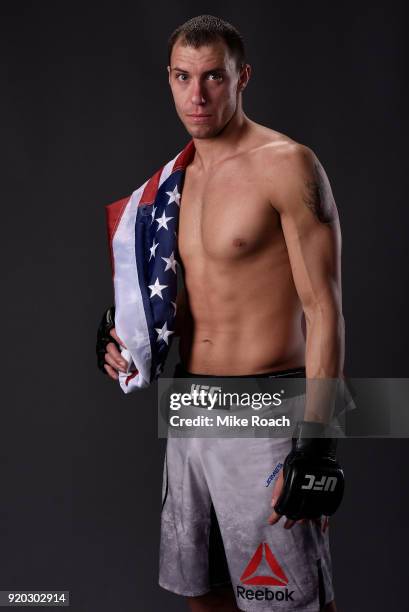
[187,114,212,123]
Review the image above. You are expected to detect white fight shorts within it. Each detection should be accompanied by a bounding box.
[159,364,334,611]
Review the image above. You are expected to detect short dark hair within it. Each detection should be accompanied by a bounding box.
[167,14,246,71]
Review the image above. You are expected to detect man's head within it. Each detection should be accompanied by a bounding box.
[167,15,251,139]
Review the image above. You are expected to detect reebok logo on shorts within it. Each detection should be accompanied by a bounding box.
[240,542,288,586]
[237,543,295,602]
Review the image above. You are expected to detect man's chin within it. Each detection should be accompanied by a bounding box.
[184,124,221,140]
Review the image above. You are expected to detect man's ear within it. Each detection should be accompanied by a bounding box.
[238,63,251,92]
[167,65,171,84]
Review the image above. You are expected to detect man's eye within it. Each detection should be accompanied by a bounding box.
[175,73,222,82]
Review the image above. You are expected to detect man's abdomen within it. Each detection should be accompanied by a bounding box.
[179,307,306,376]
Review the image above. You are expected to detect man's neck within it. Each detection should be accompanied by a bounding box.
[191,111,252,172]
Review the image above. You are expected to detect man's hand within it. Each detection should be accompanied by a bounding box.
[96,306,131,381]
[267,469,329,533]
[103,327,129,380]
[267,421,344,533]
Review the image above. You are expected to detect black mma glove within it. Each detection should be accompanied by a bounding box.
[273,420,345,521]
[96,305,120,374]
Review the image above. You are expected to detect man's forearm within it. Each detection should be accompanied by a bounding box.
[303,303,345,424]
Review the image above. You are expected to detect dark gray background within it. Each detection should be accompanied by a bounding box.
[1,1,408,610]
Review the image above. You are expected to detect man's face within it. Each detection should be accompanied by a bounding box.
[167,38,245,139]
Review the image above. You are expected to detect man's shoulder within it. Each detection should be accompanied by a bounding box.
[248,123,316,173]
[248,125,328,213]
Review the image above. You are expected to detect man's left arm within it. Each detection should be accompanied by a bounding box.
[271,143,345,424]
[267,144,346,527]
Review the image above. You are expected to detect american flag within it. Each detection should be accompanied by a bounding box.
[105,140,195,393]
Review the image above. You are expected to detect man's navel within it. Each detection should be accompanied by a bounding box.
[233,237,246,247]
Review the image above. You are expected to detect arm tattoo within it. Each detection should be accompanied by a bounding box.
[302,160,336,223]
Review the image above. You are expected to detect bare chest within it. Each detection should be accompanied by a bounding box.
[178,164,280,262]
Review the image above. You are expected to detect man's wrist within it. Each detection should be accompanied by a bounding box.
[292,420,338,457]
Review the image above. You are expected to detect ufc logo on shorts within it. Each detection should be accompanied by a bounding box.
[301,474,338,492]
[190,384,221,396]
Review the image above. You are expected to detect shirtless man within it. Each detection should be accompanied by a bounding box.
[99,15,343,612]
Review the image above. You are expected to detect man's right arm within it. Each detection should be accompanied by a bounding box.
[96,306,128,381]
[97,287,187,380]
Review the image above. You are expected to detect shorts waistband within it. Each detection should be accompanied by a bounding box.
[173,363,306,379]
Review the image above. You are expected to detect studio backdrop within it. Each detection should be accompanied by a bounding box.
[1,2,407,611]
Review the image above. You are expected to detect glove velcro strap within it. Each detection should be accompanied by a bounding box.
[292,420,338,459]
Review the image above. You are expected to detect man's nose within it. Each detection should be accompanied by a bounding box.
[190,79,206,106]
